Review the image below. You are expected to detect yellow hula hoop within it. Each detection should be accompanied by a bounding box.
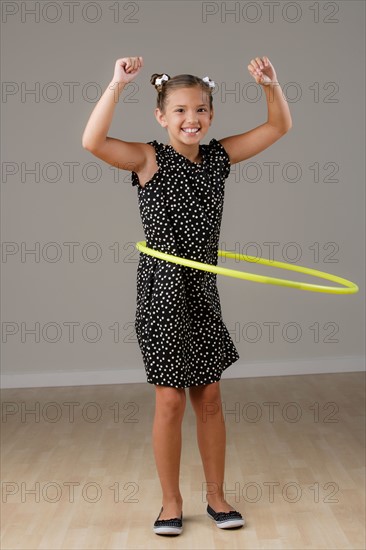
[135,241,359,295]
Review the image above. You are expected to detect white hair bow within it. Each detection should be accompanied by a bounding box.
[202,76,215,88]
[155,74,169,86]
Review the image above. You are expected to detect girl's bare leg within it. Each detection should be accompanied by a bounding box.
[152,385,186,520]
[189,381,236,512]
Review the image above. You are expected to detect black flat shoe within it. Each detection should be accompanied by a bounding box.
[207,504,245,529]
[153,506,183,535]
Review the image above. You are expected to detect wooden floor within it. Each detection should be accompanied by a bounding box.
[1,372,365,549]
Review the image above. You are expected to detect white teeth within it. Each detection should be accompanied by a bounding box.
[182,128,199,133]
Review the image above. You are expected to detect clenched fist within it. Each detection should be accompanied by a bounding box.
[112,56,144,85]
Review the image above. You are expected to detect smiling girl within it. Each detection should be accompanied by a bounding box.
[82,55,292,535]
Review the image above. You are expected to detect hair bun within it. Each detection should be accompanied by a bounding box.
[150,73,170,90]
[150,73,160,86]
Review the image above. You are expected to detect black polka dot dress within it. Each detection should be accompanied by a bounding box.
[131,138,240,388]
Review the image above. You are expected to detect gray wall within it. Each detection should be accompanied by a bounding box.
[2,1,364,387]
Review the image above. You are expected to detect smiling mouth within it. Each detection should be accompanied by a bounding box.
[181,128,200,134]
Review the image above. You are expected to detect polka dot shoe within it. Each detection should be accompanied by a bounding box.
[153,506,183,535]
[207,504,245,529]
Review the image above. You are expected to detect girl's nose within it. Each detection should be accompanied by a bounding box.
[187,113,198,124]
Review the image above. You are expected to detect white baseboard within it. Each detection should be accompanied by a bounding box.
[222,354,365,380]
[1,355,364,389]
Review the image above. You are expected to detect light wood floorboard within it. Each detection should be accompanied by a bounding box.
[1,372,365,549]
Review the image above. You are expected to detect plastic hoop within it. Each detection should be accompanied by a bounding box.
[135,241,359,295]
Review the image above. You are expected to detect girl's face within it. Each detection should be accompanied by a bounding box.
[155,86,213,146]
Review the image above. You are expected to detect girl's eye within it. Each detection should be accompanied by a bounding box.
[174,108,207,113]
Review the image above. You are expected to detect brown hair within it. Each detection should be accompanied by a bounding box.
[150,73,214,113]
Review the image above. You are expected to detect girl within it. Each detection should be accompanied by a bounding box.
[82,55,292,535]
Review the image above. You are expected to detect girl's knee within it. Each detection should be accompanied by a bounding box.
[189,382,223,418]
[190,381,221,402]
[155,386,186,418]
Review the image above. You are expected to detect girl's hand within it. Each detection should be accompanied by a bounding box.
[112,56,144,85]
[248,56,277,86]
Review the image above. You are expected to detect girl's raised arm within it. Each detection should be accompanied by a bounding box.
[219,56,292,165]
[82,56,149,173]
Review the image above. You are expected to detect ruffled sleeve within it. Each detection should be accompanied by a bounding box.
[131,171,139,186]
[131,141,159,186]
[208,138,231,180]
